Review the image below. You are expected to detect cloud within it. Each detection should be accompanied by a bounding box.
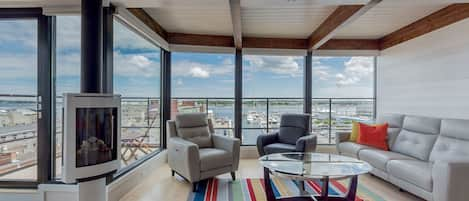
[336,57,374,87]
[312,65,331,81]
[114,51,160,78]
[172,59,233,79]
[189,66,210,78]
[244,55,302,77]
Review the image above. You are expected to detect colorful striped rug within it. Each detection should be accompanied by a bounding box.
[187,178,385,201]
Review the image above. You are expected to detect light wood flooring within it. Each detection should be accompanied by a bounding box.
[120,159,424,201]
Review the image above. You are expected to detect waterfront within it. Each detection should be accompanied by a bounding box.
[0,96,374,179]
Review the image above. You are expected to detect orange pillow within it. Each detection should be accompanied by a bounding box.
[357,123,389,150]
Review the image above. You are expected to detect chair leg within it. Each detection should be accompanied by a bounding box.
[193,182,198,192]
[230,172,236,181]
[171,170,175,176]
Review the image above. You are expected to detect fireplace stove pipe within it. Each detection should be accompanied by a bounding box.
[81,0,103,93]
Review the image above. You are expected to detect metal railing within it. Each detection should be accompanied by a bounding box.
[172,97,375,145]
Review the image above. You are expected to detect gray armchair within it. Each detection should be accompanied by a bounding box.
[167,113,240,191]
[257,113,317,156]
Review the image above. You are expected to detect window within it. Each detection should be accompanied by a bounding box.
[55,15,81,178]
[114,20,161,167]
[242,55,304,145]
[171,52,235,137]
[0,19,38,180]
[311,56,375,144]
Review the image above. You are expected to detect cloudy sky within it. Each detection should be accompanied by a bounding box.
[1,16,374,99]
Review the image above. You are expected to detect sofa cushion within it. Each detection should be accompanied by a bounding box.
[429,119,469,162]
[376,113,404,128]
[199,148,232,171]
[358,149,414,171]
[264,143,296,154]
[376,114,404,147]
[391,116,441,161]
[278,114,309,145]
[338,142,375,158]
[387,160,433,191]
[402,115,441,135]
[387,127,401,148]
[392,130,439,161]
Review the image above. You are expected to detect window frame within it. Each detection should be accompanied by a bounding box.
[0,8,54,189]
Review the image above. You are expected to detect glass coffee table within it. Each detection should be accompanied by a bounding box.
[259,152,372,201]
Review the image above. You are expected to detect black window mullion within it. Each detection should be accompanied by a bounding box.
[37,14,55,184]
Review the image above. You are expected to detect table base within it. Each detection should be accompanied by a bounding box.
[263,167,358,201]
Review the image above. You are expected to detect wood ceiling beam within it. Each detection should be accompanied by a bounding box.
[379,3,469,50]
[168,33,234,47]
[229,0,242,49]
[127,8,168,40]
[318,39,379,50]
[243,37,307,49]
[308,0,381,50]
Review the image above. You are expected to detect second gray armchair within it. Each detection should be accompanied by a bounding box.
[257,113,317,156]
[167,113,240,191]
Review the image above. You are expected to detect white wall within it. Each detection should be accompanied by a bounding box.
[377,18,469,119]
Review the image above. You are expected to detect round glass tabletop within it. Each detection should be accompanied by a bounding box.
[259,152,372,180]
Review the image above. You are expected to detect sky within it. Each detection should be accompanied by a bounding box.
[0,16,374,99]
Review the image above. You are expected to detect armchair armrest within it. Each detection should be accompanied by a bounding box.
[257,132,279,156]
[296,134,317,152]
[433,161,469,201]
[168,137,200,182]
[212,135,241,170]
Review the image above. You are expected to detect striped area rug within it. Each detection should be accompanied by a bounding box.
[187,178,385,201]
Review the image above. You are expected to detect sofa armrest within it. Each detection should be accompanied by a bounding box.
[212,135,241,170]
[335,132,351,154]
[433,161,469,201]
[168,137,200,182]
[256,132,279,156]
[296,134,317,152]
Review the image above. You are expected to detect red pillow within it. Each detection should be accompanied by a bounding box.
[357,123,389,150]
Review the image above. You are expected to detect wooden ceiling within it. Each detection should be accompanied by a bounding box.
[121,0,469,51]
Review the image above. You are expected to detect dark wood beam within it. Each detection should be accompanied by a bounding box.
[318,39,379,50]
[168,33,234,47]
[308,0,381,50]
[128,8,168,40]
[243,37,307,49]
[229,0,242,49]
[379,3,469,50]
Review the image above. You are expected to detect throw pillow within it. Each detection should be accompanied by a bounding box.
[349,121,360,142]
[357,123,389,150]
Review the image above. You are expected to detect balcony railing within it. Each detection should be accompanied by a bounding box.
[172,97,375,145]
[0,94,374,178]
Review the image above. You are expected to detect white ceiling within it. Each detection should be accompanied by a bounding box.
[333,0,453,39]
[241,4,335,38]
[2,0,469,40]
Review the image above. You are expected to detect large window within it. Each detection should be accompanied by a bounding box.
[114,20,161,167]
[0,19,38,180]
[171,52,235,137]
[311,56,375,144]
[55,15,81,178]
[242,55,304,145]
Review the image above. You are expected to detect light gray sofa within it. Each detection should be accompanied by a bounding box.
[336,114,469,201]
[167,113,240,191]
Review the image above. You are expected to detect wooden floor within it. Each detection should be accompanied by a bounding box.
[120,159,424,201]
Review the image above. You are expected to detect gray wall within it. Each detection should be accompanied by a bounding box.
[377,18,469,119]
